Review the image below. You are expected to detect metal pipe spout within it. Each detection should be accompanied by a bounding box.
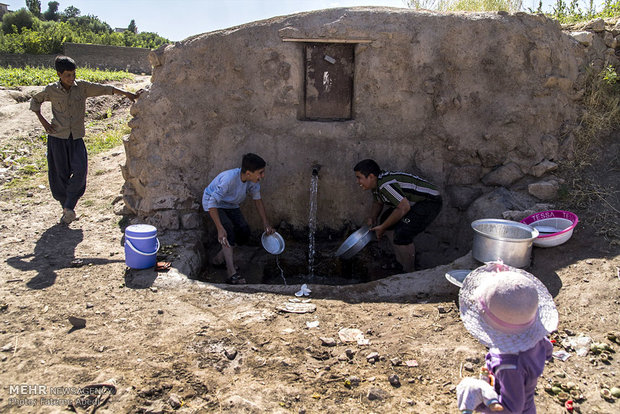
[312,164,321,176]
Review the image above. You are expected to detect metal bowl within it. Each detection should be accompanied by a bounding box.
[261,231,285,255]
[335,226,377,260]
[471,219,539,268]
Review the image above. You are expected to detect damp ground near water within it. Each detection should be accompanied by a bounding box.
[198,231,406,286]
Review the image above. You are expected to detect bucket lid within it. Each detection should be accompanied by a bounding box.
[125,224,157,237]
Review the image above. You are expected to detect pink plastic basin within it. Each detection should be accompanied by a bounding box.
[520,210,578,248]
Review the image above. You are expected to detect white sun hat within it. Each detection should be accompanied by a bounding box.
[459,264,558,353]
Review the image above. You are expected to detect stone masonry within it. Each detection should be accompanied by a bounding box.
[121,8,616,266]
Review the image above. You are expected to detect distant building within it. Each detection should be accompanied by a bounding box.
[115,27,138,34]
[0,3,11,19]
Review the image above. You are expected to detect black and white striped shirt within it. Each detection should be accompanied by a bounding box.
[372,171,441,207]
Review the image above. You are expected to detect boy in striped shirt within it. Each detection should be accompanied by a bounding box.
[353,159,442,272]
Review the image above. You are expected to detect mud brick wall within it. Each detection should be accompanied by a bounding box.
[63,43,152,74]
[0,53,57,68]
[0,43,152,74]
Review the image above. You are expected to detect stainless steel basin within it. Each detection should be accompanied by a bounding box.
[471,219,539,268]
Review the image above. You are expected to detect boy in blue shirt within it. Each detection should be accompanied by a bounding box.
[30,55,138,225]
[202,153,274,284]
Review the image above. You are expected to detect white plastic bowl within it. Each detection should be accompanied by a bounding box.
[261,231,285,255]
[445,269,471,288]
[520,210,578,248]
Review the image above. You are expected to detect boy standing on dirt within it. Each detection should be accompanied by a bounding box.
[353,159,442,272]
[202,153,274,284]
[30,55,138,224]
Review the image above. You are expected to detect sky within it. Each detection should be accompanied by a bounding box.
[3,0,606,41]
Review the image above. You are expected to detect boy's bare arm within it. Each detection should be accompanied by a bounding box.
[34,111,56,134]
[367,200,383,227]
[253,199,274,234]
[371,198,410,239]
[111,87,140,102]
[208,207,230,247]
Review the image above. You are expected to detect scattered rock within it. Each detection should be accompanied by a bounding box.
[306,320,320,329]
[68,316,86,329]
[320,337,336,347]
[585,18,606,32]
[388,374,401,387]
[224,348,238,360]
[465,356,481,364]
[168,393,182,409]
[337,353,349,361]
[367,386,389,401]
[276,302,316,314]
[481,162,523,187]
[437,305,450,314]
[571,31,595,46]
[528,180,559,200]
[366,352,380,363]
[345,376,361,388]
[345,349,356,359]
[338,328,364,343]
[530,160,558,177]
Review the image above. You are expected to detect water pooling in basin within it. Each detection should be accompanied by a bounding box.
[201,164,444,285]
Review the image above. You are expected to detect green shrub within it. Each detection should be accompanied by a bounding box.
[0,15,169,54]
[1,8,35,34]
[0,65,134,87]
[407,0,523,12]
[443,0,523,12]
[406,0,620,22]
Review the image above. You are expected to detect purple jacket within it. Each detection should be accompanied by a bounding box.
[477,338,553,413]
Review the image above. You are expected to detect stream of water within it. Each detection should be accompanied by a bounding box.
[308,172,319,279]
[275,255,287,285]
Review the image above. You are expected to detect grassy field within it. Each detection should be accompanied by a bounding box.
[0,65,134,87]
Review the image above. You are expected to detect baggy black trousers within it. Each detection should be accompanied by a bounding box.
[47,135,87,210]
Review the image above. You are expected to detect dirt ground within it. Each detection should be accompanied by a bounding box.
[0,76,619,414]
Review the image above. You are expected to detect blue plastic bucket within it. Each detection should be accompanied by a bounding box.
[124,224,159,269]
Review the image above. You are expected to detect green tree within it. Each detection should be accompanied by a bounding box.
[1,8,35,35]
[26,0,42,18]
[0,9,169,54]
[66,14,111,34]
[62,6,81,20]
[43,1,60,21]
[128,19,137,33]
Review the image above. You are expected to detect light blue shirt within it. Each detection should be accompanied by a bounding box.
[202,168,261,210]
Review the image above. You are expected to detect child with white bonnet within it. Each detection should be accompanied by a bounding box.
[456,262,559,413]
